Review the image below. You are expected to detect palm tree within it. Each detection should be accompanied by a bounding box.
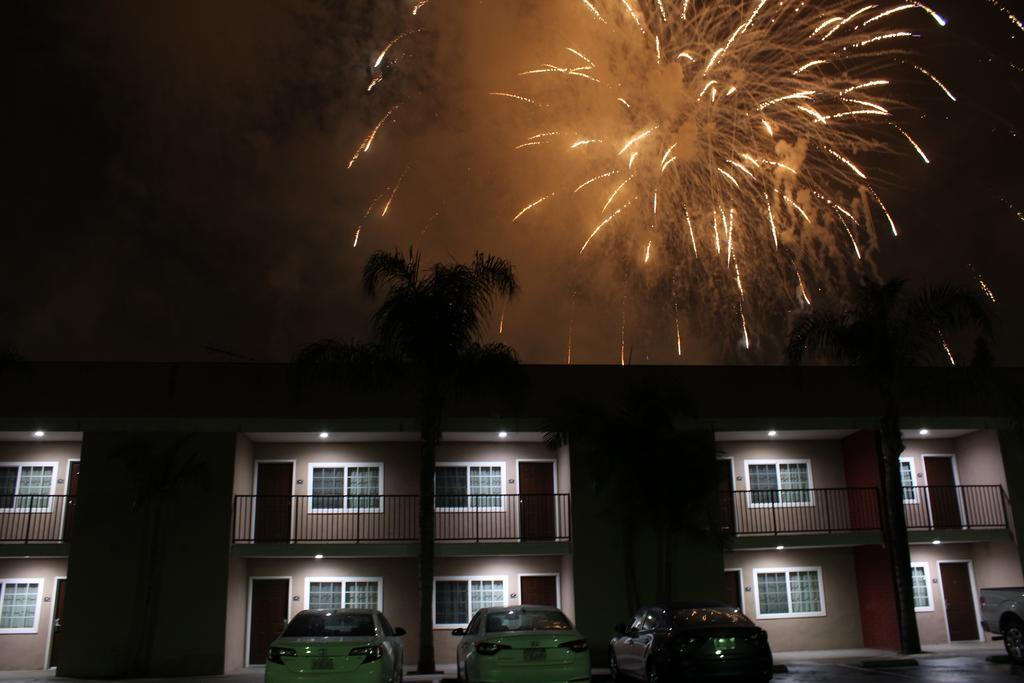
[545,388,719,612]
[294,249,519,674]
[786,278,993,654]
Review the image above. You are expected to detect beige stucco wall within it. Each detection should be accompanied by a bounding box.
[0,558,68,671]
[237,554,567,668]
[722,548,863,652]
[907,540,1023,645]
[718,440,853,534]
[0,442,81,543]
[223,554,248,673]
[908,543,983,644]
[953,431,1008,488]
[245,440,564,543]
[432,555,566,665]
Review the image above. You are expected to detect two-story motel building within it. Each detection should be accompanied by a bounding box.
[0,363,1021,676]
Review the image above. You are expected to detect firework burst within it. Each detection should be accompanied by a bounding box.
[492,0,959,356]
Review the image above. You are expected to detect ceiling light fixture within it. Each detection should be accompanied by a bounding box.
[319,432,329,439]
[775,545,784,551]
[498,431,509,439]
[919,428,930,436]
[768,430,777,437]
[314,554,324,559]
[33,430,45,438]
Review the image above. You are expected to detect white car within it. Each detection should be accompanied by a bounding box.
[266,609,405,683]
[453,605,591,683]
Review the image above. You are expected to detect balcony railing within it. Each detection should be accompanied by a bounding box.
[232,494,572,544]
[903,485,1009,531]
[0,495,76,544]
[721,485,1010,536]
[721,487,882,536]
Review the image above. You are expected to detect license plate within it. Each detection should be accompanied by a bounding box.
[524,648,546,661]
[312,657,334,670]
[713,637,736,651]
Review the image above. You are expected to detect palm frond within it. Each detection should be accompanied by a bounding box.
[785,310,852,365]
[362,248,419,299]
[904,283,994,342]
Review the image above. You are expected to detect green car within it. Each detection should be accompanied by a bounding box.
[453,605,591,683]
[266,609,406,683]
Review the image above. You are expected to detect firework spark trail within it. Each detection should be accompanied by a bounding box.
[347,105,398,169]
[486,0,966,352]
[350,0,1007,360]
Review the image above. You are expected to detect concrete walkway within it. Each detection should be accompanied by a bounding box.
[0,644,1013,683]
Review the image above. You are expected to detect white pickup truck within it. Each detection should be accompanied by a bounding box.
[980,587,1024,662]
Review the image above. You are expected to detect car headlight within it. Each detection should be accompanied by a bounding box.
[561,639,590,653]
[475,642,510,656]
[268,647,296,665]
[350,645,384,663]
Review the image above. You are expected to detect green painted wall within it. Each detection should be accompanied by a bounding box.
[58,432,235,677]
[569,432,724,665]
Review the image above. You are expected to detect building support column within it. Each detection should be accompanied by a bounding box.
[58,432,236,677]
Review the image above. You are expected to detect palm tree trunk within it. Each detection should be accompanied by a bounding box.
[622,510,641,614]
[662,521,673,603]
[416,397,442,674]
[879,401,922,654]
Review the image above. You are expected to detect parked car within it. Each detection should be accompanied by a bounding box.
[981,587,1024,662]
[609,602,772,683]
[265,608,405,683]
[452,605,591,683]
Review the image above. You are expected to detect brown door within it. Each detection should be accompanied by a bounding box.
[48,578,66,668]
[62,462,80,542]
[940,562,979,641]
[519,462,556,540]
[249,578,290,665]
[717,459,735,533]
[520,575,558,606]
[925,457,962,529]
[254,463,293,542]
[723,570,742,609]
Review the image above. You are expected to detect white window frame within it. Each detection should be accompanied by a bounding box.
[910,562,934,612]
[744,459,815,508]
[0,577,45,634]
[303,576,383,611]
[432,575,508,628]
[752,566,826,619]
[307,462,384,514]
[0,462,58,513]
[900,456,919,504]
[434,462,507,512]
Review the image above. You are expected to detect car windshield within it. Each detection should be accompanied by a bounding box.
[486,608,572,632]
[282,612,377,638]
[672,608,753,627]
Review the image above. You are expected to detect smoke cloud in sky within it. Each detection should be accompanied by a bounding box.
[3,1,1023,365]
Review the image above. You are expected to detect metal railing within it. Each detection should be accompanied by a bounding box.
[721,488,882,536]
[0,495,75,543]
[902,485,1009,531]
[721,485,1010,536]
[232,493,572,544]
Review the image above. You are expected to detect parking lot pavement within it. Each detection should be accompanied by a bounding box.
[777,653,1024,682]
[1,653,1020,683]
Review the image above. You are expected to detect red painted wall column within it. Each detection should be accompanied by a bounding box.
[843,430,900,650]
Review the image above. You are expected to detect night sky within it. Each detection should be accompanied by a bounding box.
[4,1,1023,365]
